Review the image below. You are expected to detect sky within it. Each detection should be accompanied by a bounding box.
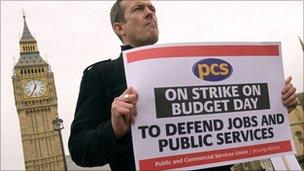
[1,1,303,170]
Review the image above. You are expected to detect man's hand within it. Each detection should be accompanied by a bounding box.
[282,76,298,113]
[111,87,138,139]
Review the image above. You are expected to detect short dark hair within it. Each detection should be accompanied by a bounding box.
[110,0,125,41]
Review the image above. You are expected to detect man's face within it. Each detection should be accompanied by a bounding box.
[119,0,159,47]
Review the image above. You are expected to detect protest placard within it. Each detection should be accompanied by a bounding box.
[122,43,295,170]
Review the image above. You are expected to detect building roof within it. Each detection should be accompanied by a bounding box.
[16,13,47,67]
[20,14,36,43]
[15,52,47,67]
[65,155,110,171]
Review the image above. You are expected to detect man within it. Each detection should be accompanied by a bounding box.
[68,0,299,171]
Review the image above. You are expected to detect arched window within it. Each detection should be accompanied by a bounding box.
[21,70,23,74]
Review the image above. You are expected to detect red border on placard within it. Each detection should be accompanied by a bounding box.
[139,140,291,170]
[126,45,279,63]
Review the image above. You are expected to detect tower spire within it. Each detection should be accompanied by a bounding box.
[20,9,36,43]
[16,11,46,67]
[22,9,26,22]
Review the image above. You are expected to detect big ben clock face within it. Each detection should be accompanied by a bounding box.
[24,79,47,97]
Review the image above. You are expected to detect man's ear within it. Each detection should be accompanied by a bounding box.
[113,22,125,37]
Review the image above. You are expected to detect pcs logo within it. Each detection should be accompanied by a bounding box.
[192,58,233,81]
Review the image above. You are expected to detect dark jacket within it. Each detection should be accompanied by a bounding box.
[69,45,232,171]
[69,45,135,171]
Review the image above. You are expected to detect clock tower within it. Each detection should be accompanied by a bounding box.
[12,14,66,170]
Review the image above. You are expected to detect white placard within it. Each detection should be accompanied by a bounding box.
[123,43,295,170]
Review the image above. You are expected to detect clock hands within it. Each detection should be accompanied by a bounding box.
[30,83,37,96]
[25,80,46,97]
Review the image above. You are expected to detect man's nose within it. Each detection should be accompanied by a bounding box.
[144,7,154,19]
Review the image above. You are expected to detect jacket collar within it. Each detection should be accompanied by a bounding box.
[121,45,134,51]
